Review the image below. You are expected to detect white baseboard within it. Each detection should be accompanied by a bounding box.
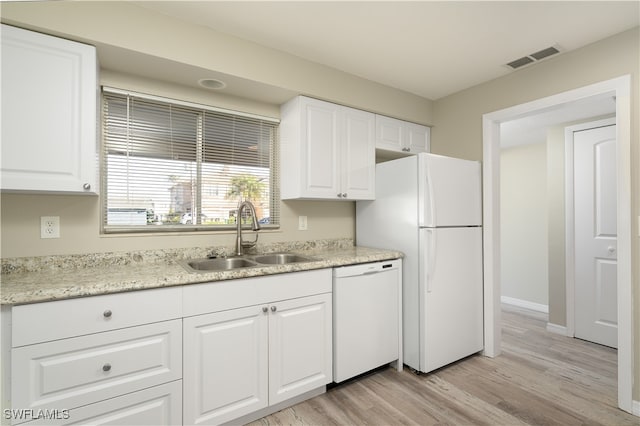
[546,323,568,336]
[632,399,640,417]
[501,296,549,313]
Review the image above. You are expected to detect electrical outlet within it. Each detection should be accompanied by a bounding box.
[41,216,60,239]
[298,215,308,231]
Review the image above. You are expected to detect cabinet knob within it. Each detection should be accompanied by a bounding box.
[262,306,268,313]
[83,183,91,190]
[607,246,616,254]
[102,363,112,372]
[103,310,112,318]
[342,193,347,198]
[337,193,343,198]
[270,306,277,312]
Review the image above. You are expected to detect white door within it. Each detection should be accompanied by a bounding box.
[1,24,97,194]
[375,115,405,152]
[341,107,375,200]
[301,98,340,198]
[183,306,268,425]
[406,122,430,154]
[574,124,617,348]
[268,293,332,405]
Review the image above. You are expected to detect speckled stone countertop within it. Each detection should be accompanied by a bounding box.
[0,239,402,306]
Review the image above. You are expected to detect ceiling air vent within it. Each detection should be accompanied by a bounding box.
[506,56,534,69]
[505,45,561,70]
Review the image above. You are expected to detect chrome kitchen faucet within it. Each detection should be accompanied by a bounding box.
[235,201,261,256]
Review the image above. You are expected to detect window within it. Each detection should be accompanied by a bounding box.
[102,89,280,233]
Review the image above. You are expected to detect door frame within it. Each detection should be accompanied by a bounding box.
[482,75,633,413]
[564,117,617,340]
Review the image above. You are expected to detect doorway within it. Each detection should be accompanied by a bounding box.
[482,76,633,413]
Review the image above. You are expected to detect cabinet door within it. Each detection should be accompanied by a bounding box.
[375,115,404,152]
[341,108,375,200]
[375,115,430,154]
[268,293,332,405]
[183,306,268,425]
[1,24,97,194]
[300,98,341,198]
[406,123,430,154]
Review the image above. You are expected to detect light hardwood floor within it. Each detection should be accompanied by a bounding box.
[248,304,638,425]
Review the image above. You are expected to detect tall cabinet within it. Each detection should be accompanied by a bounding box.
[280,96,375,200]
[1,24,98,194]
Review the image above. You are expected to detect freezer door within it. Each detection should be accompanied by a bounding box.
[419,227,484,373]
[418,153,482,227]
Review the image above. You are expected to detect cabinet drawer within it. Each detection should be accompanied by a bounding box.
[22,381,182,426]
[12,287,182,347]
[11,320,182,415]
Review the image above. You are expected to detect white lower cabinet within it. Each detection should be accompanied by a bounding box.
[12,320,182,416]
[5,289,183,426]
[183,293,332,426]
[4,269,333,426]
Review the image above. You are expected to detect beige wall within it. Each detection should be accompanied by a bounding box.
[0,1,432,259]
[0,1,432,124]
[500,142,548,306]
[1,193,355,257]
[546,125,568,327]
[432,27,639,403]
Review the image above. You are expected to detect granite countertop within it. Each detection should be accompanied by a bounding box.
[0,242,402,306]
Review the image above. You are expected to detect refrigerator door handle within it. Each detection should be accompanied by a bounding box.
[426,168,436,226]
[426,229,437,293]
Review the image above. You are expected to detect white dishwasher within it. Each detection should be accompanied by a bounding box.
[333,259,403,383]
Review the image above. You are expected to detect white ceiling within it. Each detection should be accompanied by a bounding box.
[131,1,634,147]
[136,1,639,101]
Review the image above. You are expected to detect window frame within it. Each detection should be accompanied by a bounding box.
[100,87,280,234]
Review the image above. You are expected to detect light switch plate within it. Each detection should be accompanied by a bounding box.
[41,216,60,239]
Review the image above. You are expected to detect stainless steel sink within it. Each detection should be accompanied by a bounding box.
[252,253,314,265]
[182,257,258,272]
[180,252,316,273]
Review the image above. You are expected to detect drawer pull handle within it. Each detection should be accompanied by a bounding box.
[103,310,112,318]
[262,306,268,313]
[270,306,277,312]
[102,363,112,372]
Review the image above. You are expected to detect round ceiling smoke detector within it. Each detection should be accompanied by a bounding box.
[198,78,227,90]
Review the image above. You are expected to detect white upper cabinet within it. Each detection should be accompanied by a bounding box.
[280,96,375,200]
[375,115,430,155]
[1,24,98,194]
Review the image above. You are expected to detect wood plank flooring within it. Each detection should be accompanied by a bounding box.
[248,305,637,425]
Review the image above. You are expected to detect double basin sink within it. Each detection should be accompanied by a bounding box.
[180,253,316,273]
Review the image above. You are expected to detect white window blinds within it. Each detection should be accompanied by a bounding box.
[102,89,280,232]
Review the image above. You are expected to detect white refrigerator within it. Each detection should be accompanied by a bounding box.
[356,153,483,373]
